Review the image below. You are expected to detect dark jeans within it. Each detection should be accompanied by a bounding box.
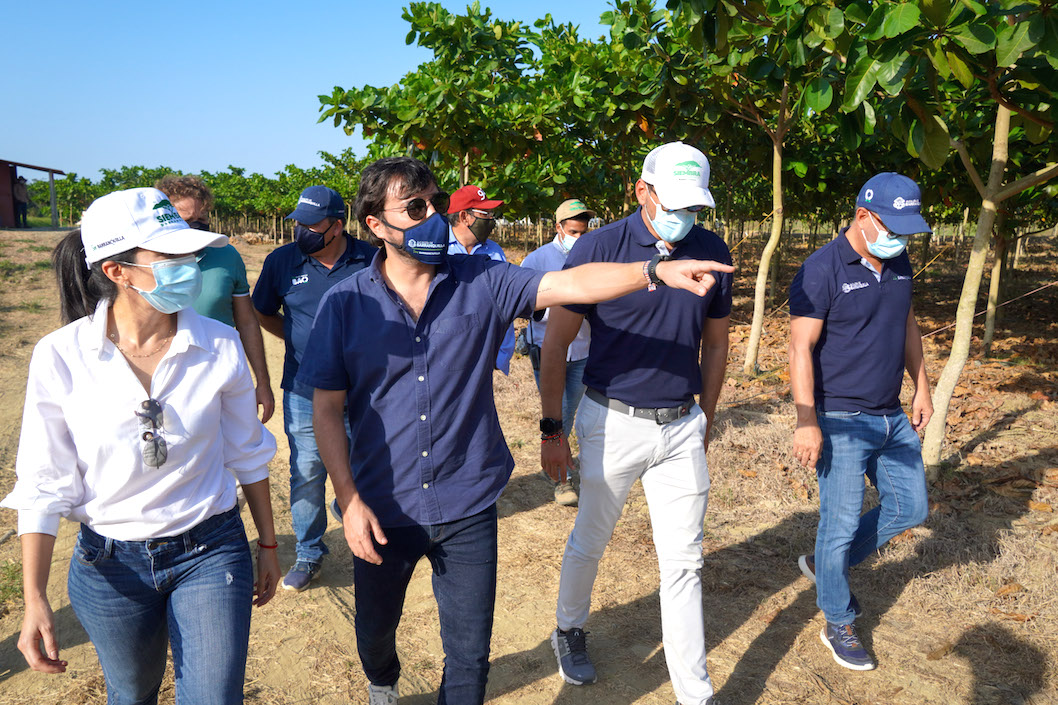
[15,202,28,228]
[354,505,498,705]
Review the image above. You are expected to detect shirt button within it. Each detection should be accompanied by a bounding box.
[420,414,427,421]
[422,483,429,489]
[415,336,421,342]
[418,375,425,382]
[422,451,429,457]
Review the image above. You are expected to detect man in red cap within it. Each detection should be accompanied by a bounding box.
[447,184,516,374]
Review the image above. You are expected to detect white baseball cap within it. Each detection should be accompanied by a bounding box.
[81,188,227,266]
[641,141,715,210]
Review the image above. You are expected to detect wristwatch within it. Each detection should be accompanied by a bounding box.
[647,252,671,288]
[540,417,563,435]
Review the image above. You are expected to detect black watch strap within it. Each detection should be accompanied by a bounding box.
[647,253,671,287]
[540,417,563,435]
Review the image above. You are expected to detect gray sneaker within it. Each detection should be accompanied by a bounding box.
[554,481,579,507]
[368,683,399,704]
[551,627,597,685]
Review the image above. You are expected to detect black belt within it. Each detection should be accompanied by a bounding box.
[585,388,694,425]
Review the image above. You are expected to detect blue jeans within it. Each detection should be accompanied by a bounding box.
[354,505,498,705]
[814,411,929,625]
[284,387,349,566]
[532,356,587,440]
[67,507,253,705]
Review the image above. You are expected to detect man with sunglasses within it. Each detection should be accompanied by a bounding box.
[447,184,517,374]
[789,173,933,671]
[297,156,734,705]
[251,185,376,592]
[539,142,731,705]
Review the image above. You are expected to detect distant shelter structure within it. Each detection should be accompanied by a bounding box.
[1,159,65,228]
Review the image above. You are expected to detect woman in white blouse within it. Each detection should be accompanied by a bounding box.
[3,188,280,704]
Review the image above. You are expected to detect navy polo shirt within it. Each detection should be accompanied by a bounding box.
[296,251,544,528]
[251,234,377,392]
[788,228,913,415]
[563,207,733,408]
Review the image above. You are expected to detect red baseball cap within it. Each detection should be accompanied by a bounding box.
[449,185,504,212]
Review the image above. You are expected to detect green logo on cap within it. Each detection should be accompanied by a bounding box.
[672,160,702,179]
[152,199,182,226]
[569,200,585,209]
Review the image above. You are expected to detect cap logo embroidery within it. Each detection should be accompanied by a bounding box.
[92,236,125,251]
[298,197,322,207]
[152,199,182,225]
[672,160,702,179]
[864,189,874,202]
[476,189,486,200]
[892,197,920,210]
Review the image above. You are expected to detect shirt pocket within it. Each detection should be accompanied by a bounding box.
[429,314,482,371]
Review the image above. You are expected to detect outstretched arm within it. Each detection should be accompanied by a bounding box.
[534,259,734,311]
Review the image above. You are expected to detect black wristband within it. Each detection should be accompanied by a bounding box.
[647,253,671,287]
[540,417,563,435]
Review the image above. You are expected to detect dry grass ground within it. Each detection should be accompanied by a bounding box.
[0,227,1055,704]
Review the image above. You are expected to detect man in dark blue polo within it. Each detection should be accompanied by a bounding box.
[789,172,933,671]
[539,142,732,705]
[297,156,733,705]
[251,185,376,592]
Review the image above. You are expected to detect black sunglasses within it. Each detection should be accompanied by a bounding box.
[385,192,450,221]
[136,398,168,467]
[185,220,210,231]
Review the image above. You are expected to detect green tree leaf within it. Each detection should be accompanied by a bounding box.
[949,22,996,55]
[842,56,878,111]
[805,77,834,112]
[946,50,974,87]
[882,4,921,38]
[920,0,950,28]
[995,16,1043,67]
[913,114,951,170]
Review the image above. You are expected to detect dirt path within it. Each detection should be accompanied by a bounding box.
[0,230,1055,704]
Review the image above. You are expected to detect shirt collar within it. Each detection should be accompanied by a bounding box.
[87,299,212,359]
[629,206,661,248]
[367,248,450,288]
[836,227,863,264]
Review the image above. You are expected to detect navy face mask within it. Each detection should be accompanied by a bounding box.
[294,221,337,255]
[382,212,449,265]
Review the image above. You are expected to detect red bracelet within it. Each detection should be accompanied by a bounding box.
[257,540,278,549]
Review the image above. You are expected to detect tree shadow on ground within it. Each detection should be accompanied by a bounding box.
[955,623,1048,705]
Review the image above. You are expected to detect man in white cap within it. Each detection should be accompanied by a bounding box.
[540,142,732,705]
[789,172,933,671]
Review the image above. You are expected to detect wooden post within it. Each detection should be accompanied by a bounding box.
[48,172,58,227]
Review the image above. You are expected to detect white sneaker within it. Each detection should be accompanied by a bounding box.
[368,683,399,704]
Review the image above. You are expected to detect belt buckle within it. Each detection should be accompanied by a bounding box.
[654,403,690,425]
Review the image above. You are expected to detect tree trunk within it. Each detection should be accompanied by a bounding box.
[917,228,932,272]
[982,209,1007,356]
[743,135,784,375]
[923,105,1011,475]
[955,206,969,262]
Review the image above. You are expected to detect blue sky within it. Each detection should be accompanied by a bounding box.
[4,1,611,182]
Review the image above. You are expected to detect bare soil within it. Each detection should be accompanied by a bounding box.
[0,228,1055,704]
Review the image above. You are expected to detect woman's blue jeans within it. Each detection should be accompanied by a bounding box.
[814,411,929,625]
[67,507,253,705]
[354,505,498,705]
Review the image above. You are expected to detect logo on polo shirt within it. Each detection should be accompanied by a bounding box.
[893,196,920,210]
[841,281,870,293]
[672,160,702,179]
[292,274,309,286]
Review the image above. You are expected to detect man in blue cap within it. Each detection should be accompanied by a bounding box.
[789,172,934,671]
[252,185,377,591]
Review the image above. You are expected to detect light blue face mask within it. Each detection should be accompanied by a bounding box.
[554,228,579,255]
[122,255,203,313]
[865,216,909,259]
[648,192,696,243]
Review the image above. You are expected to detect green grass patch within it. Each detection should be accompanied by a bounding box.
[0,560,22,606]
[32,259,52,270]
[0,261,24,276]
[24,245,51,253]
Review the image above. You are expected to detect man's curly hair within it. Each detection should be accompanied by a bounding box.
[155,174,214,211]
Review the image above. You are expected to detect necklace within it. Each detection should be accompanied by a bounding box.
[108,326,176,359]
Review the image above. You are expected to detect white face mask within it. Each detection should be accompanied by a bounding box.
[864,215,909,259]
[554,226,580,255]
[648,192,696,243]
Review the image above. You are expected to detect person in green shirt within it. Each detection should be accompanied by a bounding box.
[156,175,274,422]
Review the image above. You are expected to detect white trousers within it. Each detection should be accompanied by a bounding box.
[556,395,713,705]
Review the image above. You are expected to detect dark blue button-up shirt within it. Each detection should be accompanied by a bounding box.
[788,228,914,415]
[251,235,376,392]
[563,208,733,408]
[296,251,544,527]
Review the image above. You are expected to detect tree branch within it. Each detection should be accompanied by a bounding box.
[951,139,987,199]
[988,73,1055,130]
[993,161,1058,203]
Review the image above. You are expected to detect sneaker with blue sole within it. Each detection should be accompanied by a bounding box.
[282,561,321,592]
[551,627,597,685]
[820,621,876,670]
[798,554,863,619]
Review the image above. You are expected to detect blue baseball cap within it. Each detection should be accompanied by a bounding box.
[286,185,345,223]
[856,173,932,235]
